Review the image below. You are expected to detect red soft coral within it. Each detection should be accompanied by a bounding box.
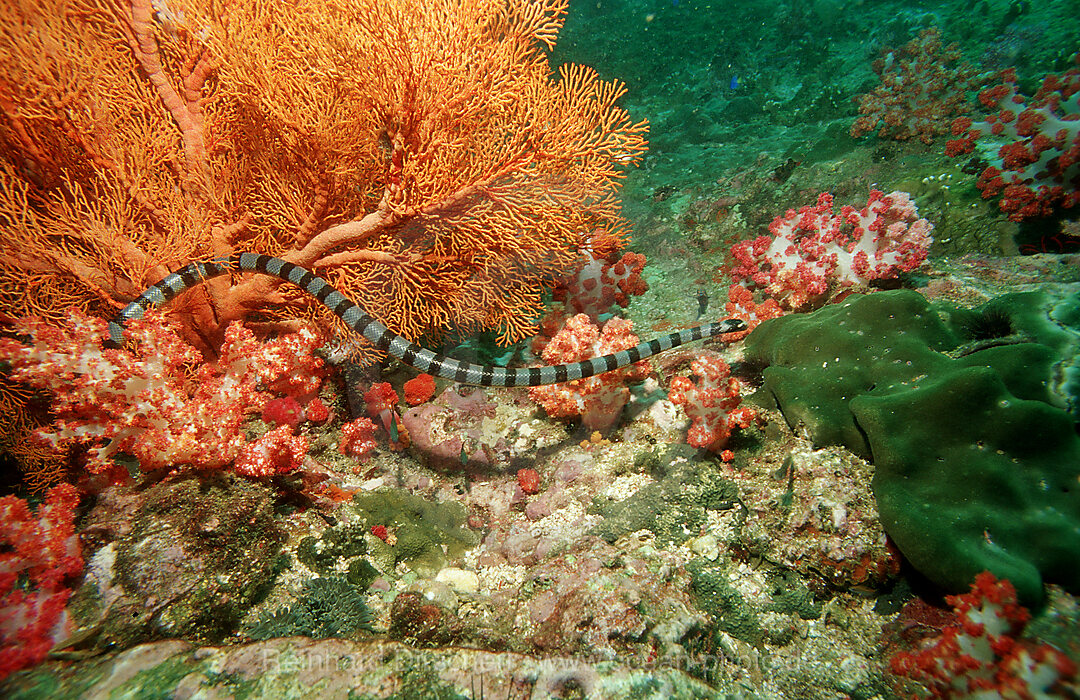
[262,396,304,428]
[234,425,308,477]
[363,382,409,449]
[0,484,83,679]
[528,314,650,433]
[403,374,437,406]
[340,417,379,461]
[668,351,757,452]
[721,284,785,341]
[890,572,1078,698]
[304,397,330,424]
[0,310,323,477]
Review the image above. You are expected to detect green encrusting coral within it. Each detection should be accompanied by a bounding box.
[744,290,1080,606]
[589,443,742,546]
[351,489,479,576]
[246,576,375,640]
[296,523,368,575]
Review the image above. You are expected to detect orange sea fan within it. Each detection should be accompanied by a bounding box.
[0,0,647,354]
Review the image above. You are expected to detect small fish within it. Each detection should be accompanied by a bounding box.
[729,75,739,90]
[696,290,709,319]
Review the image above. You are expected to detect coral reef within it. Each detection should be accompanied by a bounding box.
[401,385,565,472]
[4,1,1080,698]
[246,576,375,641]
[349,489,479,577]
[72,474,285,648]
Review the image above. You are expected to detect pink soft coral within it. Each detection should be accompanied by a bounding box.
[528,313,650,433]
[731,190,933,309]
[552,228,649,323]
[668,351,757,453]
[946,52,1080,220]
[850,27,980,144]
[0,310,324,477]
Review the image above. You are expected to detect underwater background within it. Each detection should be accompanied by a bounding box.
[2,0,1079,697]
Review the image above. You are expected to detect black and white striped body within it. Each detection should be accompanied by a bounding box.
[107,253,746,387]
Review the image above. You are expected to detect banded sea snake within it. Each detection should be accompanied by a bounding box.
[107,253,746,387]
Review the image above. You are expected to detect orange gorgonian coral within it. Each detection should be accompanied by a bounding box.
[0,0,647,353]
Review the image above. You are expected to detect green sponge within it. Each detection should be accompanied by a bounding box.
[851,365,1080,606]
[744,290,1080,605]
[749,290,961,458]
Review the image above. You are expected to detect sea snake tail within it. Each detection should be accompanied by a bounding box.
[106,253,746,387]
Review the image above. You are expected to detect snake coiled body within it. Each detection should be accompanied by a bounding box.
[108,253,745,387]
